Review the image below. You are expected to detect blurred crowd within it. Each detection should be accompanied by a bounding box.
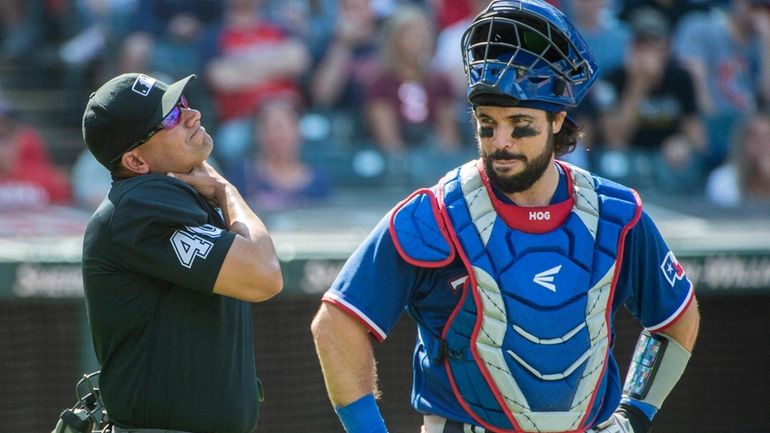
[0,0,769,215]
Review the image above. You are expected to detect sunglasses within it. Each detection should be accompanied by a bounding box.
[142,95,189,142]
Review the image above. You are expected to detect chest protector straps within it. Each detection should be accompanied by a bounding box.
[389,188,464,364]
[391,161,641,433]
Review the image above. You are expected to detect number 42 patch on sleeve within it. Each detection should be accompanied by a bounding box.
[170,224,224,268]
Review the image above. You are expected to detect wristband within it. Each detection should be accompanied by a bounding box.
[617,402,652,433]
[620,397,656,421]
[334,393,388,433]
[622,330,691,410]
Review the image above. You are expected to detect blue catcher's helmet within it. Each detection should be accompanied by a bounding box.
[462,0,599,110]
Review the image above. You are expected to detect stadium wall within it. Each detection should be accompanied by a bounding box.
[1,247,769,432]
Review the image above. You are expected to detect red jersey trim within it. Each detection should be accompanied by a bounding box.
[322,293,387,342]
[646,282,695,333]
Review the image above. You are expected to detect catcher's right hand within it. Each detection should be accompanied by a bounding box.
[589,403,651,433]
[589,412,635,433]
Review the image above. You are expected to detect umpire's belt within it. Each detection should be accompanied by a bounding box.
[112,427,194,433]
[423,414,486,433]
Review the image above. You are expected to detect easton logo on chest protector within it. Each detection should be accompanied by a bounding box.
[533,265,562,292]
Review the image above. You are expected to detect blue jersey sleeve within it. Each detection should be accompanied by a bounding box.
[614,210,694,332]
[323,214,422,341]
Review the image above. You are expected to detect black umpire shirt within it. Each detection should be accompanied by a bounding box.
[82,174,262,433]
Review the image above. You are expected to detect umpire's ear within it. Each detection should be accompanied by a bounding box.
[119,150,151,175]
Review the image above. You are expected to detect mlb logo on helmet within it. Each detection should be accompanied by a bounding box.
[131,74,156,96]
[660,251,685,286]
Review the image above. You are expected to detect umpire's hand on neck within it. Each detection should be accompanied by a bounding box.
[168,161,229,208]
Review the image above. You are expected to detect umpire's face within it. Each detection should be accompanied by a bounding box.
[129,104,213,175]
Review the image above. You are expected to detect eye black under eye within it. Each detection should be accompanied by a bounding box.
[479,126,494,138]
[511,126,539,139]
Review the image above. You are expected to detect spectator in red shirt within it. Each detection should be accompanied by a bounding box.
[0,100,71,209]
[202,0,310,170]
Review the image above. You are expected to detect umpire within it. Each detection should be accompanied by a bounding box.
[80,72,283,433]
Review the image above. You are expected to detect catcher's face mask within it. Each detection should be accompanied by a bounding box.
[462,0,599,109]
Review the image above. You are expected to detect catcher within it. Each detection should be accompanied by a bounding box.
[311,1,700,432]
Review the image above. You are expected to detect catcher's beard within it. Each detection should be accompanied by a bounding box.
[481,124,555,194]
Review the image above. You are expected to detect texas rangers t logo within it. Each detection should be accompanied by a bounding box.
[660,251,685,286]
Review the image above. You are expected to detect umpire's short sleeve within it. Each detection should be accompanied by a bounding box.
[110,176,236,294]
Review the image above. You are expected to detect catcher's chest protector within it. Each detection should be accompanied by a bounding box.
[393,160,641,433]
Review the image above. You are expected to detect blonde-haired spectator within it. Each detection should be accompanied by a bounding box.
[364,5,460,153]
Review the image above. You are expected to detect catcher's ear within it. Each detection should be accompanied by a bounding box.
[552,111,567,134]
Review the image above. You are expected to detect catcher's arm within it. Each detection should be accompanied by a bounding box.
[311,302,388,433]
[595,297,700,433]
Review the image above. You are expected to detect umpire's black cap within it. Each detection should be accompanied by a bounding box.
[82,72,195,171]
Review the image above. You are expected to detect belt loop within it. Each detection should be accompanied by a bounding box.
[423,414,447,433]
[423,415,485,433]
